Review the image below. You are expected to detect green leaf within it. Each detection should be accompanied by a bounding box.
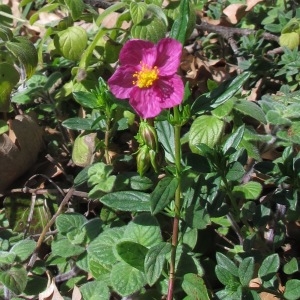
[0,24,13,41]
[144,242,171,286]
[216,252,239,275]
[72,132,97,168]
[10,239,36,262]
[6,36,38,78]
[226,161,245,181]
[0,62,20,111]
[110,261,146,297]
[55,212,87,235]
[233,182,262,200]
[123,213,162,247]
[234,99,267,124]
[223,125,245,154]
[147,4,168,27]
[182,273,210,300]
[130,2,147,24]
[279,32,300,50]
[0,5,13,27]
[215,266,240,290]
[0,265,27,294]
[64,0,84,20]
[281,18,300,34]
[73,91,100,109]
[211,72,251,109]
[116,241,148,272]
[283,257,299,275]
[185,203,210,230]
[156,120,175,163]
[88,258,111,282]
[81,218,102,243]
[192,72,251,113]
[51,237,85,258]
[0,251,16,265]
[62,117,95,130]
[151,176,178,215]
[54,26,87,61]
[128,175,153,191]
[87,227,124,266]
[258,253,280,281]
[212,98,234,118]
[284,279,300,300]
[238,257,254,287]
[88,162,116,195]
[131,17,167,43]
[169,0,190,44]
[100,191,151,212]
[189,115,225,153]
[80,281,110,300]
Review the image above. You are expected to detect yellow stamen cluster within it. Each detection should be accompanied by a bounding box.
[133,63,159,88]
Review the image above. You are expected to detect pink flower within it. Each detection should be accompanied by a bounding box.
[108,38,184,119]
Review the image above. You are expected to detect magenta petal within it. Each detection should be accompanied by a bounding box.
[155,75,184,108]
[129,88,162,119]
[108,66,136,99]
[119,39,155,66]
[156,38,182,76]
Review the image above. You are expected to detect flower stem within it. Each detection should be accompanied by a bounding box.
[167,107,182,300]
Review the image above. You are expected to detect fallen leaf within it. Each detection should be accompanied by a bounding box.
[72,285,82,300]
[39,277,64,300]
[246,0,264,11]
[223,3,247,24]
[0,114,43,193]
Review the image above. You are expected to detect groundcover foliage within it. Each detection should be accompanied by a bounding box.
[1,0,300,299]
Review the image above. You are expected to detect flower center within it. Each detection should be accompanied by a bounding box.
[133,63,159,88]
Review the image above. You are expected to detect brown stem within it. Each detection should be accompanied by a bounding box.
[167,216,180,300]
[196,22,279,43]
[27,187,75,269]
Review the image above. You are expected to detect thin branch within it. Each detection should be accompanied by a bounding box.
[27,187,75,270]
[196,21,279,43]
[83,0,114,9]
[6,188,88,198]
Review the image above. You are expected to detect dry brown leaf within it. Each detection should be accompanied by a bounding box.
[223,3,247,24]
[0,114,43,193]
[246,0,264,11]
[39,278,64,300]
[181,49,237,94]
[72,285,82,300]
[98,9,130,29]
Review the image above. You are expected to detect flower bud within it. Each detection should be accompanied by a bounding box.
[136,145,151,176]
[149,149,159,173]
[139,121,158,151]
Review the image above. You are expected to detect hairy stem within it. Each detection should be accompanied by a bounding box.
[167,107,182,300]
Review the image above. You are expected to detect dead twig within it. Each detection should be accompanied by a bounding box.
[196,21,279,43]
[27,187,75,270]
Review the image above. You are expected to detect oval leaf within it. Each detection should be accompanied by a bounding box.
[6,36,38,78]
[151,176,178,215]
[233,182,263,200]
[130,2,147,24]
[54,26,87,61]
[189,115,225,153]
[116,241,148,271]
[0,265,27,294]
[131,17,167,43]
[110,262,146,297]
[0,62,20,111]
[144,242,171,286]
[100,191,150,212]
